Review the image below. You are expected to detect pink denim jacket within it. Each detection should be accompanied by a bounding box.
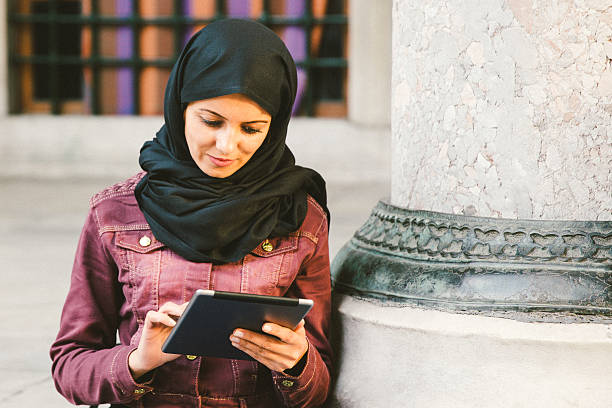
[50,173,332,407]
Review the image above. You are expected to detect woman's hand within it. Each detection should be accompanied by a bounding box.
[128,301,188,380]
[229,320,308,373]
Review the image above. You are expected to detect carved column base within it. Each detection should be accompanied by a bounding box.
[332,201,612,322]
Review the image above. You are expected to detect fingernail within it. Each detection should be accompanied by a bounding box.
[230,336,239,343]
[234,330,243,338]
[262,324,271,332]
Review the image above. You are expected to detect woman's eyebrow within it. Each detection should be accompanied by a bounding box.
[198,108,269,124]
[198,108,226,119]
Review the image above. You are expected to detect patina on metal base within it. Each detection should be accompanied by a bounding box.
[332,201,612,321]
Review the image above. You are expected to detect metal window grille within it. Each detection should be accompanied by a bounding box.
[8,0,348,116]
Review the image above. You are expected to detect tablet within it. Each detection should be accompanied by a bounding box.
[161,289,314,360]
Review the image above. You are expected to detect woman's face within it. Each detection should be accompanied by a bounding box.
[184,93,272,178]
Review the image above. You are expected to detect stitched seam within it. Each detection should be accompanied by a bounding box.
[206,265,212,290]
[116,241,164,253]
[241,257,249,293]
[90,190,135,207]
[292,356,316,393]
[231,359,239,395]
[90,172,145,207]
[272,253,282,290]
[306,196,326,219]
[300,231,318,244]
[182,258,189,303]
[150,391,193,397]
[313,216,326,242]
[198,392,275,401]
[250,361,259,394]
[110,349,126,396]
[99,224,151,234]
[93,207,103,232]
[280,346,316,395]
[127,250,143,324]
[193,357,202,396]
[152,250,160,311]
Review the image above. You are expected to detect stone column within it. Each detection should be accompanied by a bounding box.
[331,1,611,406]
[391,0,611,220]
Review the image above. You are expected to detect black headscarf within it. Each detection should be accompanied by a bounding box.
[134,19,328,264]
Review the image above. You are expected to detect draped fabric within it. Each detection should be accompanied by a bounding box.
[134,19,328,263]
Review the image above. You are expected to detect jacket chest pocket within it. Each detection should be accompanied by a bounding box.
[239,234,300,296]
[114,230,165,323]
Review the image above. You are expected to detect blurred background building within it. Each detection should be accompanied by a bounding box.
[8,0,348,117]
[0,3,391,406]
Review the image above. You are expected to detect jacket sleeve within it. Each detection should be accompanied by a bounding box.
[271,213,333,407]
[49,208,153,405]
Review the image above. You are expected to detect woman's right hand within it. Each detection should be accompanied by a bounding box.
[128,301,188,380]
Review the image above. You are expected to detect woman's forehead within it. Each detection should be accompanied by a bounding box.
[187,94,272,120]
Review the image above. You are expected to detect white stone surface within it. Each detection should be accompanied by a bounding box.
[0,116,390,184]
[348,0,392,126]
[332,294,612,408]
[391,0,612,221]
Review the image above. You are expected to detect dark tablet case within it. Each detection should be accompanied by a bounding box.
[161,289,313,360]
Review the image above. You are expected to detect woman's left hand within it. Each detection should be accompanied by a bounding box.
[230,320,308,372]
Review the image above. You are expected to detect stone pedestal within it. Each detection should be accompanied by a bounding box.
[331,295,612,407]
[331,1,611,406]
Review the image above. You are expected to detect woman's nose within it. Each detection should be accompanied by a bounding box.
[215,126,238,154]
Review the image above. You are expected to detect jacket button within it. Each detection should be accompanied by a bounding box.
[281,379,294,387]
[139,236,152,247]
[186,354,198,360]
[262,239,274,252]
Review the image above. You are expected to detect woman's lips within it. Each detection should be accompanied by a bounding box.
[207,154,235,167]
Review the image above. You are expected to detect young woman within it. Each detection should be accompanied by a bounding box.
[50,19,331,407]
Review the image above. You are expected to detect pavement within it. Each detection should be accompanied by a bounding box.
[0,175,389,407]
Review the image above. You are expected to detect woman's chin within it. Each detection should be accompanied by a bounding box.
[197,163,235,178]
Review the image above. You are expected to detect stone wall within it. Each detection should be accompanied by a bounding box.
[391,0,611,220]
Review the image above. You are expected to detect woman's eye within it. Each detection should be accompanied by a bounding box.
[242,126,261,135]
[200,118,222,127]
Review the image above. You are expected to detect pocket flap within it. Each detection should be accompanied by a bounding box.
[251,234,298,257]
[115,230,165,253]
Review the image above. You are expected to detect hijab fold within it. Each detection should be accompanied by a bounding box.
[134,19,328,264]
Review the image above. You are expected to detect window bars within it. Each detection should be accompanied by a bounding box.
[8,0,348,116]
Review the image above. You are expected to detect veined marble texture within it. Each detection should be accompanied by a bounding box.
[391,0,612,221]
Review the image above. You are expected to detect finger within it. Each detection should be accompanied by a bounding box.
[230,336,291,371]
[145,310,177,328]
[295,319,305,330]
[233,329,283,350]
[158,301,186,317]
[231,331,303,365]
[261,323,297,344]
